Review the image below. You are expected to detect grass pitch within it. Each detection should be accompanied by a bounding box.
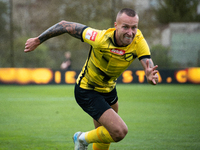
[0,84,200,150]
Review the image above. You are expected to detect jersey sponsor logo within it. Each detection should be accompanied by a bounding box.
[85,29,98,41]
[110,49,125,55]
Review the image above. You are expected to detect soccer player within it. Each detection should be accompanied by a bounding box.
[24,8,158,150]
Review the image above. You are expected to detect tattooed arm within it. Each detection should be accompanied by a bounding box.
[140,58,159,85]
[24,21,86,52]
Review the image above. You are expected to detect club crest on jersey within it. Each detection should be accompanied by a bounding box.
[85,29,98,41]
[110,49,125,55]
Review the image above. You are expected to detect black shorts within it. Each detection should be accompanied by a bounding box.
[74,84,118,121]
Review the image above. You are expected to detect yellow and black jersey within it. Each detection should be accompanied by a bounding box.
[76,27,150,93]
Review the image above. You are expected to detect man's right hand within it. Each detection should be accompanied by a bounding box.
[24,37,40,53]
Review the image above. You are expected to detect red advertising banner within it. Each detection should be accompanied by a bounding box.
[0,68,200,85]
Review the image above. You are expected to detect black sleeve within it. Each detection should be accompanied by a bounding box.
[80,26,89,42]
[138,55,151,60]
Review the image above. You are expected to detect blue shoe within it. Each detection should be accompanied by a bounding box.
[73,132,88,150]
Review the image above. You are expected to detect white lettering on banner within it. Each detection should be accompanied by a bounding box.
[85,29,98,41]
[110,49,125,55]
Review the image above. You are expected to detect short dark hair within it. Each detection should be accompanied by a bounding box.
[118,8,136,17]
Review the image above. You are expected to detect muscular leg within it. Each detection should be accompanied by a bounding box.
[74,85,127,149]
[92,102,123,150]
[78,103,127,149]
[93,101,119,128]
[98,106,128,141]
[93,101,128,142]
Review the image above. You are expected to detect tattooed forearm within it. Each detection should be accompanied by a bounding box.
[38,21,86,43]
[60,21,86,39]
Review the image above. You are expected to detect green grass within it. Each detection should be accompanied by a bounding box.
[0,84,200,150]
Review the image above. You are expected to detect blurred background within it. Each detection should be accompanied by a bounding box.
[0,0,200,70]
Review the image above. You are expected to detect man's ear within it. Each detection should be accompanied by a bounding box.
[114,22,117,29]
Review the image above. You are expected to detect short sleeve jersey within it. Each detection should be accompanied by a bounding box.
[76,27,150,93]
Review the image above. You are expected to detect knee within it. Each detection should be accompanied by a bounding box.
[112,125,128,142]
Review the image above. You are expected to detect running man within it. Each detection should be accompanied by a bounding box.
[24,8,158,150]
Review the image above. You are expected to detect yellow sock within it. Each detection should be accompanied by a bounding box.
[93,143,111,150]
[85,126,114,143]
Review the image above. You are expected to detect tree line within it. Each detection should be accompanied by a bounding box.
[0,0,199,69]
